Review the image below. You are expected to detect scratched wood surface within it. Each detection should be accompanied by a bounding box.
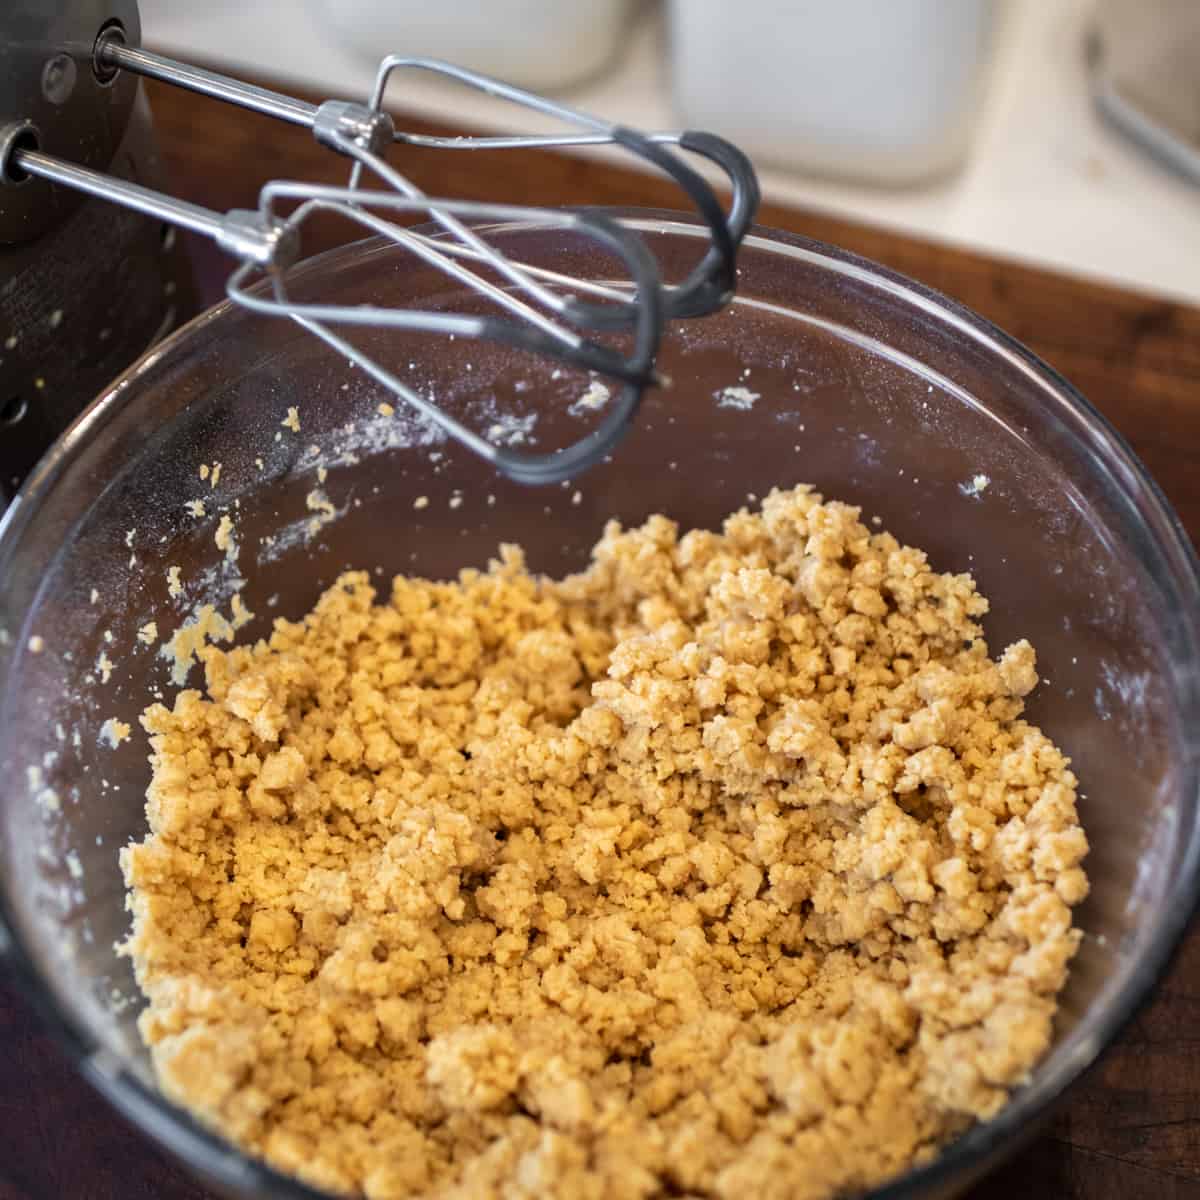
[2,73,1198,1199]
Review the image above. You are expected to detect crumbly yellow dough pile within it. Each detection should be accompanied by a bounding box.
[121,485,1089,1200]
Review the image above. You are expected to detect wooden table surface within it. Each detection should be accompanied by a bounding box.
[3,75,1199,1200]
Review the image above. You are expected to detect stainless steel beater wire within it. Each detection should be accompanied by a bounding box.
[314,208,585,341]
[362,68,746,321]
[12,147,226,239]
[290,308,510,464]
[286,308,643,486]
[96,35,568,325]
[383,122,759,326]
[395,131,683,151]
[232,191,662,385]
[367,57,616,139]
[389,239,634,304]
[91,39,686,321]
[257,183,585,346]
[93,39,658,324]
[349,55,615,193]
[341,135,580,327]
[98,36,318,128]
[9,146,535,315]
[348,56,589,319]
[349,57,616,213]
[374,235,634,305]
[233,193,653,391]
[227,254,491,337]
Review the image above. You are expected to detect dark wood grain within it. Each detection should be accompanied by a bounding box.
[4,70,1199,1199]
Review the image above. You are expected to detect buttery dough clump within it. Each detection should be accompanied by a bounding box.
[121,485,1088,1200]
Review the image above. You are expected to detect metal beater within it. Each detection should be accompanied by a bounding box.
[0,13,759,486]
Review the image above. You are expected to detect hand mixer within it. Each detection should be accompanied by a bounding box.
[0,1,759,491]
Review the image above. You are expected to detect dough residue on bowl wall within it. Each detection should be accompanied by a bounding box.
[120,484,1088,1200]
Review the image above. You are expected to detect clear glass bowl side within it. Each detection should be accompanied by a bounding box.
[0,215,1197,1200]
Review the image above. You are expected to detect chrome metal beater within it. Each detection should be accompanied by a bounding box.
[0,21,759,485]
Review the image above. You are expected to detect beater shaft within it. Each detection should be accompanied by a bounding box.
[1,23,759,484]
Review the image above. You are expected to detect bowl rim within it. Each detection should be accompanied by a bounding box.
[1,208,1198,1200]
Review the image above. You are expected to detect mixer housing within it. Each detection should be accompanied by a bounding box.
[0,0,197,511]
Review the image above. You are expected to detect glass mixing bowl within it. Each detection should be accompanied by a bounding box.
[1,213,1198,1200]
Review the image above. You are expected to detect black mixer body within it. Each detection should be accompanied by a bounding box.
[0,0,196,510]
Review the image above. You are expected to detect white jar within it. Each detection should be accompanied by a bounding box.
[314,0,637,92]
[668,0,1005,185]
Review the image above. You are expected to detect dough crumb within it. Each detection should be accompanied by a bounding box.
[123,484,1088,1200]
[716,385,760,410]
[282,406,301,433]
[137,622,158,646]
[305,489,336,536]
[215,514,236,559]
[159,605,236,686]
[99,718,131,748]
[569,380,611,418]
[486,412,537,447]
[231,593,254,631]
[166,566,183,600]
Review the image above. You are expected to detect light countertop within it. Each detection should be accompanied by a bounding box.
[141,0,1200,306]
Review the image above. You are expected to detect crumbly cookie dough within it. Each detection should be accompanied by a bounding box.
[121,485,1089,1200]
